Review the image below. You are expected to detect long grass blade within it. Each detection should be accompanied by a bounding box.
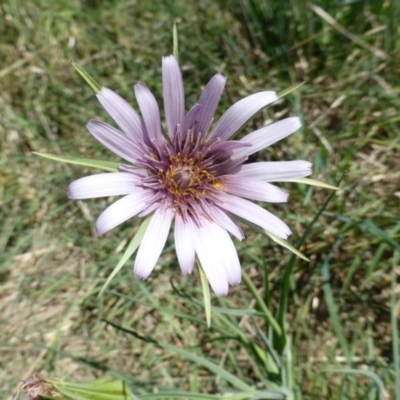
[321,238,350,360]
[103,321,255,393]
[325,368,385,399]
[392,253,400,400]
[242,270,282,338]
[275,182,339,352]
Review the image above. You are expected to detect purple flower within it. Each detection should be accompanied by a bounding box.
[68,56,311,296]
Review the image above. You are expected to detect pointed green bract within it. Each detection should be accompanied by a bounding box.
[33,152,120,172]
[264,231,309,261]
[277,82,305,98]
[281,177,338,190]
[198,262,212,327]
[71,61,102,93]
[173,21,179,60]
[99,216,152,296]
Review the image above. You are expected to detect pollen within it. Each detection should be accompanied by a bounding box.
[212,181,224,190]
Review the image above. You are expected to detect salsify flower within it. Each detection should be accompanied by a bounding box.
[68,56,312,296]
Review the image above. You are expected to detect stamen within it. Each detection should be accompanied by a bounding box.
[157,152,217,210]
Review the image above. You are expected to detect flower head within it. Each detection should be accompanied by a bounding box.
[68,56,312,295]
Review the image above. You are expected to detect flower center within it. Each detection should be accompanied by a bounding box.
[158,153,217,201]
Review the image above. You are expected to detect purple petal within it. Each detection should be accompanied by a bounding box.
[180,104,201,137]
[87,120,140,163]
[134,83,163,142]
[134,207,174,279]
[217,192,291,239]
[206,140,251,158]
[237,161,312,181]
[194,218,241,296]
[235,117,301,158]
[162,56,185,138]
[95,189,154,236]
[208,91,278,141]
[196,74,226,136]
[174,214,195,274]
[68,172,138,199]
[209,206,244,240]
[96,88,143,141]
[221,175,288,203]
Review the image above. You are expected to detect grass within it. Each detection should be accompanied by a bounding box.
[0,0,399,399]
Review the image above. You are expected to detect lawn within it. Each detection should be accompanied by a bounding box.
[0,0,399,399]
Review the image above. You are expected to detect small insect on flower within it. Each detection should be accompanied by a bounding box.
[68,56,312,295]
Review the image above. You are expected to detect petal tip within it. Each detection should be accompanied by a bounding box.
[213,287,229,297]
[134,266,152,281]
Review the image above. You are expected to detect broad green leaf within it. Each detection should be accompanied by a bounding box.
[173,21,179,60]
[141,392,283,400]
[140,391,251,399]
[248,391,286,400]
[198,262,212,327]
[281,177,338,190]
[33,152,119,172]
[264,231,309,261]
[52,388,125,400]
[53,379,128,393]
[71,61,101,93]
[99,216,152,296]
[45,378,131,400]
[277,82,305,98]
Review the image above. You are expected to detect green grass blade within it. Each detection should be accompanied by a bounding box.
[99,217,152,296]
[242,270,282,338]
[275,182,339,352]
[359,219,400,252]
[71,61,102,93]
[321,239,350,360]
[33,152,120,172]
[102,320,254,393]
[325,368,385,399]
[160,343,256,393]
[392,253,400,400]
